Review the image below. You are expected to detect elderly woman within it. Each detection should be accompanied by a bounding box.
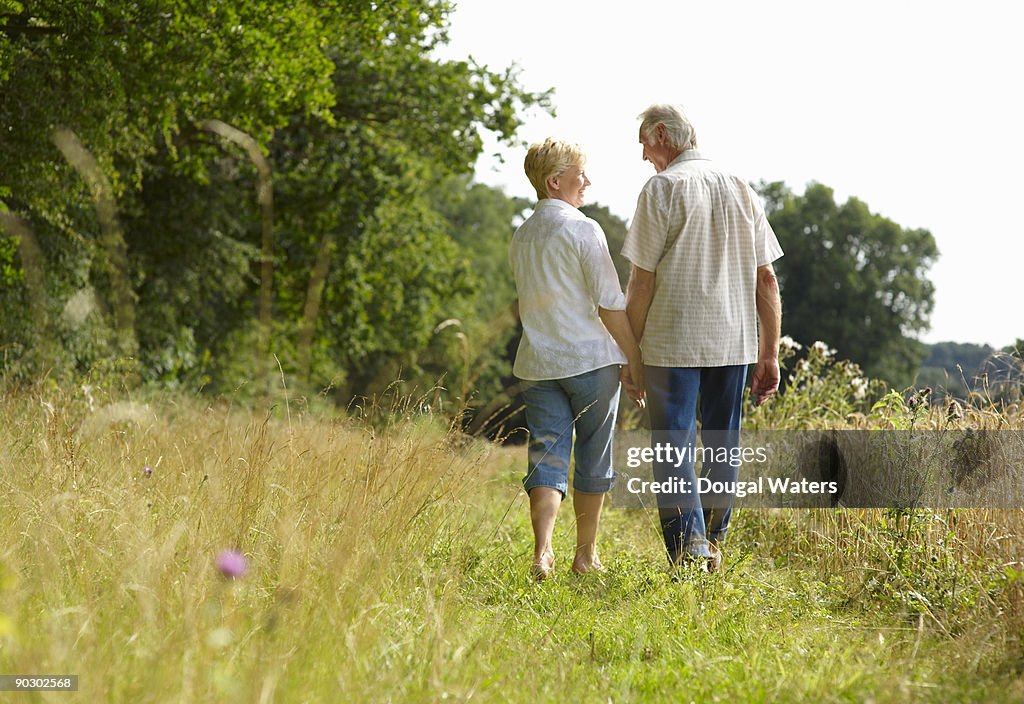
[511,138,644,579]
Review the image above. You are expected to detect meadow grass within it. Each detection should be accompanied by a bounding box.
[1,383,1023,702]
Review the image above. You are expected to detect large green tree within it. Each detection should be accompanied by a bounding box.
[0,1,550,398]
[759,181,939,386]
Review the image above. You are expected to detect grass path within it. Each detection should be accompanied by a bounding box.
[404,457,1021,703]
[1,394,1022,702]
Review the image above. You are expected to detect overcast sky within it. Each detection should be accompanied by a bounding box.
[434,0,1023,348]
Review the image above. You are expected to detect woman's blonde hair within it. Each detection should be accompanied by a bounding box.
[524,138,585,201]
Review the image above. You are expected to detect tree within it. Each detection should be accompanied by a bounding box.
[758,181,938,387]
[425,175,529,406]
[580,203,630,288]
[1,1,551,397]
[253,15,548,398]
[1,1,349,380]
[1,1,339,215]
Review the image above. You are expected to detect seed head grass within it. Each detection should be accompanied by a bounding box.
[1,383,1022,702]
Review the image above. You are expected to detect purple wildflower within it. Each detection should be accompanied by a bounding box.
[215,549,249,579]
[143,465,153,477]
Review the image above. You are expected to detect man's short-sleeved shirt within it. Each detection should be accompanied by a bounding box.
[510,198,628,381]
[621,151,783,367]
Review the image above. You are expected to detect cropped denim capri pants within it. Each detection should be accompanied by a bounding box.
[520,364,621,498]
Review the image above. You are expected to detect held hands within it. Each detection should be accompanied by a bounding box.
[750,357,780,406]
[621,362,646,409]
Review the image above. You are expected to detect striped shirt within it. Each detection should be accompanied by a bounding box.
[621,151,783,367]
[510,199,628,380]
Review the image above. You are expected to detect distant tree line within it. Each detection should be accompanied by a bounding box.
[918,340,1024,405]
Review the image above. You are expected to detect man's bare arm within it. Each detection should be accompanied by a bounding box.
[598,307,645,407]
[751,263,782,405]
[621,265,656,402]
[625,265,656,343]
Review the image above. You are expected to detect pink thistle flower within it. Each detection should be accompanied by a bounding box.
[215,549,249,579]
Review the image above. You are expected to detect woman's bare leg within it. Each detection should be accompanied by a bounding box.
[529,487,561,580]
[571,490,606,573]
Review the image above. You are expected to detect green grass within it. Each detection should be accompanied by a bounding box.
[1,386,1023,702]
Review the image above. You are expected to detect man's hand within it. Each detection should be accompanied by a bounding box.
[750,358,780,406]
[621,364,646,409]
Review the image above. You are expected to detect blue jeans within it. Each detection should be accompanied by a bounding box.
[645,365,747,562]
[521,365,621,498]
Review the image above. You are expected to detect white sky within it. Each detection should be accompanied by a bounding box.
[434,0,1023,349]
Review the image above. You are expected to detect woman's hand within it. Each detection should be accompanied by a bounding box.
[598,307,646,409]
[621,361,646,409]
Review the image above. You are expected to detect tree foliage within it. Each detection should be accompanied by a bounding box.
[916,342,993,400]
[758,181,939,387]
[0,1,551,400]
[423,175,530,407]
[580,203,630,288]
[919,339,1024,405]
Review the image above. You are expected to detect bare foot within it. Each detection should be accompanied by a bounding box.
[530,551,555,581]
[571,553,606,575]
[707,543,722,573]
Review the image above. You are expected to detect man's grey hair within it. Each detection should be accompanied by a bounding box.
[639,103,698,150]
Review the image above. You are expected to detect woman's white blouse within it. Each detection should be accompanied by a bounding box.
[509,199,628,381]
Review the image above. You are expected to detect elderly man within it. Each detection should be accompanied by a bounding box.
[621,103,784,572]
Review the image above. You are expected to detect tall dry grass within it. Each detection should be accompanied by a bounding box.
[2,376,1023,701]
[0,383,499,700]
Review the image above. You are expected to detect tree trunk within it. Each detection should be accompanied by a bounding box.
[201,119,274,378]
[298,232,336,381]
[52,128,138,358]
